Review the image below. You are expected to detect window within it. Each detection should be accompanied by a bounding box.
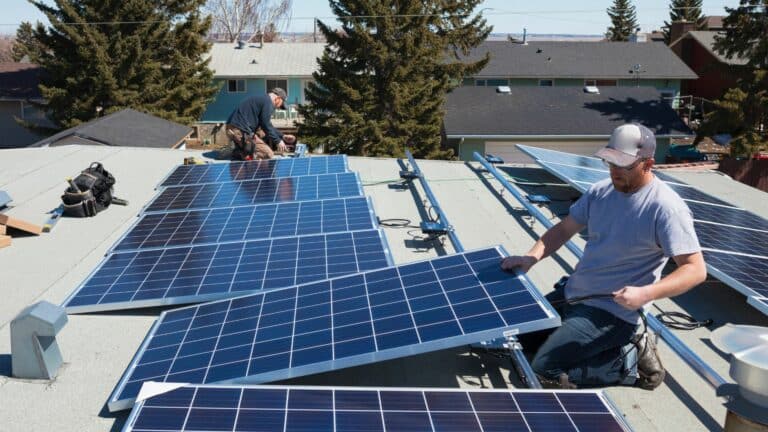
[227,79,245,93]
[487,79,509,87]
[475,79,487,86]
[539,79,554,87]
[595,79,617,87]
[266,79,288,99]
[584,79,597,86]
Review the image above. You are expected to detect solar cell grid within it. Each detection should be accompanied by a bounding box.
[701,250,768,299]
[108,247,559,411]
[64,230,392,313]
[695,222,768,257]
[516,145,608,170]
[686,201,768,232]
[123,384,630,432]
[144,172,362,214]
[159,155,348,187]
[112,197,377,253]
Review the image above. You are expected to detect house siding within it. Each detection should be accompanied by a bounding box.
[201,77,308,122]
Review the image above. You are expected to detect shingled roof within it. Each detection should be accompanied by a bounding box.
[0,63,44,99]
[444,85,692,137]
[462,41,698,79]
[30,108,192,149]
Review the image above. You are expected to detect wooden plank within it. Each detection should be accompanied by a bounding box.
[0,224,5,235]
[0,235,10,248]
[0,214,42,235]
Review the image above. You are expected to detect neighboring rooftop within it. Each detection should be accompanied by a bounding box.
[463,41,698,79]
[207,42,325,78]
[444,85,692,138]
[2,146,768,431]
[669,31,750,66]
[30,108,192,149]
[0,62,44,100]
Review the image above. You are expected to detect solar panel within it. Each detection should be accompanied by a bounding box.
[158,155,348,187]
[122,384,631,432]
[144,173,363,214]
[516,144,768,316]
[515,145,607,170]
[63,229,393,314]
[107,247,560,411]
[111,197,377,253]
[748,297,768,315]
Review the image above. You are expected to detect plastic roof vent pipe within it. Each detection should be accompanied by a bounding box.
[584,86,600,94]
[497,86,511,94]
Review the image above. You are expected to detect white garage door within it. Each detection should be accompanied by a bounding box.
[486,141,607,164]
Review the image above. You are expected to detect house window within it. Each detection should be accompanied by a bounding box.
[227,79,245,93]
[595,79,617,86]
[539,79,554,87]
[266,79,288,98]
[475,79,487,86]
[487,79,509,86]
[584,79,597,86]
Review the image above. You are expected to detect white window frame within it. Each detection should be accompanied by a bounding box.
[266,78,289,100]
[227,79,246,93]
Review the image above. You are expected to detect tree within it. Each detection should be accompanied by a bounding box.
[12,22,45,62]
[700,1,768,157]
[25,0,217,128]
[204,0,292,42]
[606,0,638,42]
[662,0,703,44]
[298,0,491,159]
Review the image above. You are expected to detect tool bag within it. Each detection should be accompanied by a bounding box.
[61,162,117,217]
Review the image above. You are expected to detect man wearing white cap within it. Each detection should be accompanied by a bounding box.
[501,123,706,390]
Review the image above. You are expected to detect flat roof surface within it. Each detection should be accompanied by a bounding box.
[1,146,768,431]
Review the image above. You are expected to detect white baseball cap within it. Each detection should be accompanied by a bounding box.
[595,123,657,167]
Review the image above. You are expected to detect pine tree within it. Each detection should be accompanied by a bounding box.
[606,0,638,42]
[700,1,768,157]
[662,0,703,44]
[298,0,490,159]
[12,22,45,62]
[25,0,217,128]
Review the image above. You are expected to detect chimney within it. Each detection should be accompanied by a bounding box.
[259,32,264,48]
[670,21,696,44]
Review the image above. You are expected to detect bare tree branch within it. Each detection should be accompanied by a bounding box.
[204,0,292,42]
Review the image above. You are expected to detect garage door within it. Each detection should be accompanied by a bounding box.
[485,141,606,164]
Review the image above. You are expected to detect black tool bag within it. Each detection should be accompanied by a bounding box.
[61,162,117,217]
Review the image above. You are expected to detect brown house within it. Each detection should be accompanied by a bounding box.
[668,22,748,101]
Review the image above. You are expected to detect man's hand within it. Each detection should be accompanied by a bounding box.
[613,286,652,310]
[276,140,288,153]
[500,255,538,274]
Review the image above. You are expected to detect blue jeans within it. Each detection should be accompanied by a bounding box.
[524,286,638,387]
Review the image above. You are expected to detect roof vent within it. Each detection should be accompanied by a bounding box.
[236,40,245,49]
[496,86,511,94]
[584,85,600,94]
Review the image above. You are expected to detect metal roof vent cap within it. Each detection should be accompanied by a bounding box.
[496,86,511,94]
[712,324,768,430]
[584,86,600,94]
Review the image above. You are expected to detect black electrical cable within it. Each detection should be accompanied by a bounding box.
[652,304,713,330]
[378,218,419,228]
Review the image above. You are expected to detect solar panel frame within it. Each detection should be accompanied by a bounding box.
[142,172,364,215]
[62,229,395,314]
[701,249,768,300]
[748,297,768,316]
[109,196,379,254]
[122,384,633,432]
[156,155,349,188]
[107,246,561,411]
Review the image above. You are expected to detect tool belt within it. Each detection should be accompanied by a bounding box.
[61,162,119,217]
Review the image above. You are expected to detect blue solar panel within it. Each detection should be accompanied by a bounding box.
[159,155,348,187]
[701,250,768,300]
[144,173,362,214]
[664,183,734,207]
[695,222,768,256]
[63,230,392,314]
[122,384,631,432]
[516,145,607,170]
[111,197,377,253]
[687,201,768,232]
[108,247,560,411]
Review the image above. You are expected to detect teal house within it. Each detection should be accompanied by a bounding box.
[462,41,697,106]
[201,42,326,123]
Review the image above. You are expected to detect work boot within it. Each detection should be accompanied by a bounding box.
[633,333,665,390]
[538,373,577,390]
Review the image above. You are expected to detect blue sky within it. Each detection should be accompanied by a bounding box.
[2,0,740,36]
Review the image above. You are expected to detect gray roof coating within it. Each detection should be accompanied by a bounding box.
[670,31,750,66]
[2,146,768,431]
[207,42,325,78]
[30,109,192,149]
[464,41,698,79]
[444,85,692,137]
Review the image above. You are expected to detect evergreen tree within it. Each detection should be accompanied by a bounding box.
[700,1,768,157]
[25,0,217,128]
[662,0,703,44]
[606,0,638,42]
[298,0,490,159]
[12,22,46,62]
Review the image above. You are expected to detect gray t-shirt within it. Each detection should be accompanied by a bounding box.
[566,176,701,323]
